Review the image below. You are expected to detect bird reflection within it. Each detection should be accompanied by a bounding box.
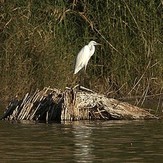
[72,122,95,163]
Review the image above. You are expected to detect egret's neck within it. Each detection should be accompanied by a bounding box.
[88,44,95,56]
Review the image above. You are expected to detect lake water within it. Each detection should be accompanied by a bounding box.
[0,119,163,162]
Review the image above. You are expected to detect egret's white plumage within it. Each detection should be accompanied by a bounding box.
[74,40,100,74]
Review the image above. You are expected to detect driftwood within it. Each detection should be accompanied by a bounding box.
[1,85,158,122]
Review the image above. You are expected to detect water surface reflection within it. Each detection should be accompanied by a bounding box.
[0,120,163,162]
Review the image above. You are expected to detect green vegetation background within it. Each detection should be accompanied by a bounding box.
[0,0,162,102]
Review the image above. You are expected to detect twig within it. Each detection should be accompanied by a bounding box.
[127,60,151,95]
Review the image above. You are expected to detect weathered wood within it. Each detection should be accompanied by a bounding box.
[1,86,158,122]
[64,86,158,120]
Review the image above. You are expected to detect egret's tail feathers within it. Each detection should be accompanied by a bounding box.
[74,68,79,74]
[74,66,82,74]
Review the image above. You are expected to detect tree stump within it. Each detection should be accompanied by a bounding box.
[1,85,158,122]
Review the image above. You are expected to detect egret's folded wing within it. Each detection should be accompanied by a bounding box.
[74,45,89,74]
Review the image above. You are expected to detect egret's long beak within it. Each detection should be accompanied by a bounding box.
[96,43,102,45]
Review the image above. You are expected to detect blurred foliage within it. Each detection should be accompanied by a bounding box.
[0,0,163,102]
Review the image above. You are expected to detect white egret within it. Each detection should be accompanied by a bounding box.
[74,40,101,74]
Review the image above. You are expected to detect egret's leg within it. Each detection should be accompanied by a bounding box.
[79,69,85,86]
[81,67,91,88]
[79,71,82,86]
